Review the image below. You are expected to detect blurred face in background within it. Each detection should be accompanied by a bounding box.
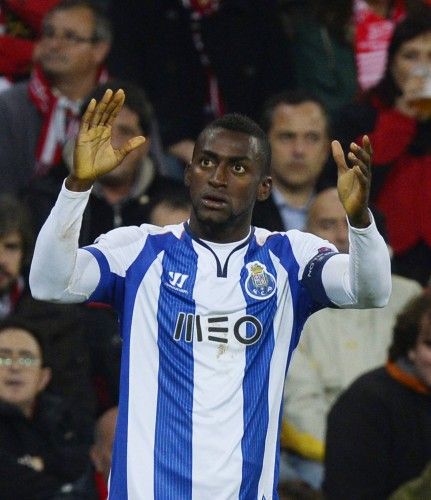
[409,310,431,388]
[268,101,329,192]
[0,231,23,294]
[391,31,431,92]
[0,328,50,417]
[99,106,150,187]
[35,6,109,80]
[307,188,349,253]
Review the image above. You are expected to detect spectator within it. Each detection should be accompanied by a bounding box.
[282,187,421,489]
[26,79,184,246]
[252,90,330,232]
[279,0,431,117]
[0,195,33,320]
[0,315,93,499]
[90,406,117,499]
[324,292,431,499]
[0,0,111,194]
[332,12,431,285]
[149,185,191,227]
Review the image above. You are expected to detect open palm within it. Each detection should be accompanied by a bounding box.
[73,89,145,183]
[332,136,373,227]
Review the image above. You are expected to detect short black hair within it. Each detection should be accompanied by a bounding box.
[84,79,153,136]
[261,89,331,136]
[44,0,112,43]
[0,316,47,366]
[201,113,272,176]
[0,194,34,266]
[388,291,431,361]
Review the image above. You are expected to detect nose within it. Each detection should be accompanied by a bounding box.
[209,163,228,187]
[292,137,306,157]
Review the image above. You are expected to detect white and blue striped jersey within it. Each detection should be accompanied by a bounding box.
[84,221,338,500]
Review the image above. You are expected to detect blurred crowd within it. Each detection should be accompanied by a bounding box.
[0,0,431,498]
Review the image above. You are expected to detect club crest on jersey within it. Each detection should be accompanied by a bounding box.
[245,261,276,300]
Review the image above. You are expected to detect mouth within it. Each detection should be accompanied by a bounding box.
[201,193,229,210]
[4,379,24,388]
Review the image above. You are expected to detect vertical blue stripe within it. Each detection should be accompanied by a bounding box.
[154,231,197,500]
[267,235,316,354]
[239,236,278,499]
[107,232,177,499]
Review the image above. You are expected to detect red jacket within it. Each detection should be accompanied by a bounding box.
[368,106,431,254]
[0,0,58,79]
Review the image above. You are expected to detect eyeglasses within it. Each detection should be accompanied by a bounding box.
[0,356,41,368]
[41,25,98,45]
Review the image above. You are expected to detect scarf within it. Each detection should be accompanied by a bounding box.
[28,64,108,176]
[354,0,406,90]
[181,0,225,120]
[386,359,431,395]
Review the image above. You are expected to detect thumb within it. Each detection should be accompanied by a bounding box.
[117,136,146,160]
[331,140,348,175]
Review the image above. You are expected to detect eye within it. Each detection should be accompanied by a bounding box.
[232,162,245,174]
[200,158,215,168]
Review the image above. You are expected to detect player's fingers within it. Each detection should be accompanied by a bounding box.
[116,136,146,160]
[79,98,96,134]
[348,151,369,177]
[350,140,372,172]
[90,89,113,128]
[331,140,349,174]
[362,135,373,157]
[100,89,123,126]
[105,89,125,127]
[352,165,368,189]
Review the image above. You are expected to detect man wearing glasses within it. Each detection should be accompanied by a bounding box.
[0,316,94,499]
[0,0,112,195]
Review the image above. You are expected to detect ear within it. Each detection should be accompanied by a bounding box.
[93,41,111,66]
[184,162,192,187]
[37,367,52,393]
[256,176,272,202]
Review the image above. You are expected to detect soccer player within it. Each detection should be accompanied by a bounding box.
[30,89,391,499]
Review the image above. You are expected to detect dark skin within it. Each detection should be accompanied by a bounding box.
[66,89,372,243]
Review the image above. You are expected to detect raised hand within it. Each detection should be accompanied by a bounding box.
[66,88,146,191]
[332,136,372,228]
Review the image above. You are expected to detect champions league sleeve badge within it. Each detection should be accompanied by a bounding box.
[245,261,277,300]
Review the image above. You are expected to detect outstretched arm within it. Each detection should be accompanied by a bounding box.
[321,136,391,308]
[30,89,145,302]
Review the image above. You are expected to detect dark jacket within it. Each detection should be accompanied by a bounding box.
[108,0,294,146]
[324,365,431,499]
[0,395,94,499]
[252,195,285,232]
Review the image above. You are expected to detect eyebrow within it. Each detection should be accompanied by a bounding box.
[200,149,253,162]
[0,348,38,357]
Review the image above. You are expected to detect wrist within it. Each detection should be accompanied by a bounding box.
[65,175,94,192]
[348,209,371,228]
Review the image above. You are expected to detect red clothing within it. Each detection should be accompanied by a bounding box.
[366,105,431,255]
[0,0,58,79]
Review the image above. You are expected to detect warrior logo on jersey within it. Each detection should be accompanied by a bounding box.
[245,261,276,300]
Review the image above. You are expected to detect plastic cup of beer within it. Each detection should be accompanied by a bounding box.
[408,66,431,115]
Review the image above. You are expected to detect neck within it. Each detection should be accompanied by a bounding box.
[273,181,314,209]
[49,69,99,101]
[188,214,251,243]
